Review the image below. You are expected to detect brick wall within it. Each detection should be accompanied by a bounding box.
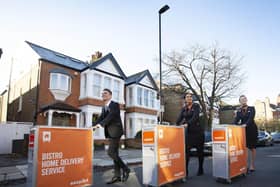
[162,89,184,124]
[125,106,157,115]
[36,61,81,124]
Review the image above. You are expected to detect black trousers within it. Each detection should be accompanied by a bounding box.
[107,138,128,177]
[185,143,204,175]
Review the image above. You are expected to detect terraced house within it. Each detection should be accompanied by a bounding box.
[5,41,159,140]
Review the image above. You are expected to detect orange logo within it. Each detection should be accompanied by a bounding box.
[143,131,155,144]
[213,130,226,141]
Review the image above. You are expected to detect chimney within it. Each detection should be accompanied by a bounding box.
[90,51,102,63]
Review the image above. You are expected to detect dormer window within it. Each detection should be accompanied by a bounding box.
[49,69,72,101]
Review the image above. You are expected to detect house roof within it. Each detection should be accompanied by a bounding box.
[40,102,81,113]
[126,70,158,90]
[88,53,126,79]
[26,41,88,71]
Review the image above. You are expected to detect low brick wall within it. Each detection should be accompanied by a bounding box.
[94,139,142,149]
[124,138,142,149]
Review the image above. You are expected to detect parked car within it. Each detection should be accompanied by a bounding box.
[190,131,212,156]
[204,131,212,155]
[257,131,274,146]
[272,132,280,143]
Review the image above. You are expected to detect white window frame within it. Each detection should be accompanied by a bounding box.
[128,87,133,106]
[104,77,112,90]
[92,73,102,97]
[82,74,87,97]
[88,71,124,103]
[144,89,149,107]
[137,87,143,105]
[50,73,71,92]
[150,91,155,108]
[113,79,120,101]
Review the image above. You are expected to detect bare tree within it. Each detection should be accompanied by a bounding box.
[163,44,245,129]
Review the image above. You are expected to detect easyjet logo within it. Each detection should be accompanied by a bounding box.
[213,130,226,141]
[43,131,51,143]
[142,131,154,144]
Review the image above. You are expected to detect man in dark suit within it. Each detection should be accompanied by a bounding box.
[93,88,130,184]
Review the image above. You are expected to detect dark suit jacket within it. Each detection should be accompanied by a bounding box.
[176,103,204,146]
[176,103,202,133]
[93,101,123,138]
[234,106,258,145]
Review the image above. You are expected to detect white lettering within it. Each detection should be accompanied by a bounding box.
[42,152,63,160]
[60,157,84,166]
[160,160,171,168]
[169,153,180,160]
[42,160,59,168]
[159,148,170,155]
[41,166,65,176]
[160,155,168,161]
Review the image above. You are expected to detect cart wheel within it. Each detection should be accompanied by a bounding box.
[180,178,187,183]
[215,177,222,183]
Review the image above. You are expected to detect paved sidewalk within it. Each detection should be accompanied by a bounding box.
[0,148,142,184]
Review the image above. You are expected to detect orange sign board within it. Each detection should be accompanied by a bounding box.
[157,126,186,185]
[142,131,155,144]
[213,129,226,141]
[36,127,93,187]
[228,126,247,177]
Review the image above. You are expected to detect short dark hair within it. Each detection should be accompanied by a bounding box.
[103,88,112,95]
[239,95,247,101]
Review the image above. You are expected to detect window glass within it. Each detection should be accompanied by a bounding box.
[144,89,149,106]
[50,74,58,89]
[137,87,142,105]
[104,77,111,90]
[93,74,101,97]
[150,91,155,108]
[50,73,70,91]
[128,87,133,105]
[113,80,120,101]
[60,75,68,91]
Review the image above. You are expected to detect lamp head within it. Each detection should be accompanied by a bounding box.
[159,5,170,14]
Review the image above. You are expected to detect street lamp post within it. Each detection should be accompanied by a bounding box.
[261,101,267,130]
[158,4,169,124]
[0,48,3,59]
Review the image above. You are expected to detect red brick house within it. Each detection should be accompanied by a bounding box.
[5,41,159,139]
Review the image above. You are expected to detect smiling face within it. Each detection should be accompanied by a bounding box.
[239,95,248,106]
[101,90,112,102]
[185,93,193,105]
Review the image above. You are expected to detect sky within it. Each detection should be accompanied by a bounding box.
[1,0,280,105]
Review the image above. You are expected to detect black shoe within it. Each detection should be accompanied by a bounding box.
[106,176,121,184]
[122,168,131,182]
[197,169,204,176]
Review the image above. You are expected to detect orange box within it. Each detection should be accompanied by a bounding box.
[142,125,186,186]
[212,125,247,182]
[28,127,93,187]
